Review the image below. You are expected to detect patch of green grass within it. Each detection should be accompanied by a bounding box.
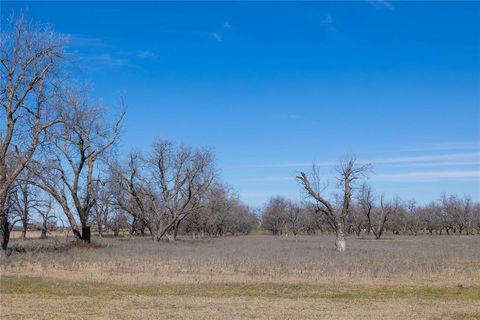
[1,276,479,301]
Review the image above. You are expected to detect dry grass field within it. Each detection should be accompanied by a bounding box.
[1,234,480,319]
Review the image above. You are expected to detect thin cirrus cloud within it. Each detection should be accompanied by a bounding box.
[369,0,394,10]
[210,32,222,42]
[238,151,480,169]
[379,141,480,154]
[363,152,480,166]
[237,145,480,184]
[136,50,157,59]
[240,169,480,183]
[69,34,158,68]
[241,176,297,183]
[374,170,480,182]
[209,21,232,42]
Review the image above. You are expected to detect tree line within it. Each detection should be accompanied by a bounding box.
[261,159,479,251]
[261,190,480,239]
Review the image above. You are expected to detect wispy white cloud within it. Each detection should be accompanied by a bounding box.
[374,170,480,182]
[223,21,231,30]
[380,141,480,154]
[136,50,157,59]
[70,33,159,68]
[322,15,334,26]
[238,152,480,169]
[69,34,112,49]
[383,160,480,169]
[369,0,394,10]
[235,160,334,169]
[241,176,295,182]
[364,152,480,166]
[211,32,222,42]
[90,53,128,68]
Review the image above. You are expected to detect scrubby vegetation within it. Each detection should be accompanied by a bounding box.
[2,235,480,319]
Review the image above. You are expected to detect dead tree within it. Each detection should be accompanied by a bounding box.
[297,157,368,251]
[0,15,65,250]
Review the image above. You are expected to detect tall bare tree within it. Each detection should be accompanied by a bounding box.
[0,15,66,250]
[28,93,124,242]
[297,157,368,251]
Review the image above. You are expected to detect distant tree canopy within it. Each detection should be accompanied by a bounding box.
[261,192,479,238]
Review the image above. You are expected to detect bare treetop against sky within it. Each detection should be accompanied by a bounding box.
[2,1,479,205]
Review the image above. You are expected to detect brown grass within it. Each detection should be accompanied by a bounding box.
[1,234,480,319]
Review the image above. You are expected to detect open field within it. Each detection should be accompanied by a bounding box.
[1,235,480,319]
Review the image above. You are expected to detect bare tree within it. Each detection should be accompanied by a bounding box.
[0,15,66,250]
[10,177,43,238]
[373,196,400,239]
[110,141,216,242]
[357,183,374,235]
[284,201,304,236]
[109,153,152,236]
[91,177,112,237]
[28,93,124,242]
[358,183,400,240]
[149,140,216,241]
[34,196,55,239]
[261,196,289,235]
[297,157,368,251]
[404,200,422,236]
[441,194,474,235]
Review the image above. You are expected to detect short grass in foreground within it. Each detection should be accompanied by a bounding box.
[1,235,480,319]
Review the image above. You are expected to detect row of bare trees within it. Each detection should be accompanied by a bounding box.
[1,15,257,251]
[108,141,257,242]
[261,159,480,252]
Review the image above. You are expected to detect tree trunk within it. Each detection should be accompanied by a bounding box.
[1,213,10,251]
[40,228,47,239]
[81,226,91,243]
[97,222,103,238]
[22,219,28,239]
[165,229,176,242]
[335,221,346,252]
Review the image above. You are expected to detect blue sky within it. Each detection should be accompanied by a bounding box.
[2,1,480,206]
